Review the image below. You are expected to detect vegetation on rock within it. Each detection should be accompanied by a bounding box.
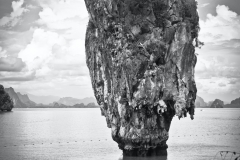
[84,0,199,156]
[0,84,14,111]
[5,87,28,108]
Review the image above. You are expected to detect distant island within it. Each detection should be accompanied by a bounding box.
[224,97,240,108]
[2,85,239,109]
[0,84,14,111]
[4,86,99,108]
[210,99,224,108]
[195,95,240,108]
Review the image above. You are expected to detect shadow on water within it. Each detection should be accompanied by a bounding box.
[0,111,13,121]
[0,111,13,116]
[119,150,167,160]
[120,155,167,160]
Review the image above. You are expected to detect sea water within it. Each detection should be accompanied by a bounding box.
[0,108,239,160]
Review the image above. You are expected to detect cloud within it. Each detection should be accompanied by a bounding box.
[26,4,38,9]
[218,39,240,49]
[228,79,238,85]
[0,72,35,81]
[199,3,210,8]
[0,28,35,57]
[37,0,88,20]
[196,55,240,79]
[195,4,240,101]
[199,5,240,43]
[17,0,89,80]
[0,46,7,57]
[0,74,93,98]
[0,0,94,98]
[36,0,88,40]
[18,28,88,77]
[0,57,26,72]
[0,0,29,27]
[18,28,66,71]
[218,83,226,87]
[196,77,240,94]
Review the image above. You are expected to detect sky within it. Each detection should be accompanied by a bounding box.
[0,0,239,103]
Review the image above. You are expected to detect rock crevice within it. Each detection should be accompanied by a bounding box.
[84,0,199,156]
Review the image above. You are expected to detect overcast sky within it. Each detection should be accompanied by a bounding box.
[0,0,239,103]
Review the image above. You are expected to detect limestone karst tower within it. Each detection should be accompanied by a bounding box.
[84,0,199,156]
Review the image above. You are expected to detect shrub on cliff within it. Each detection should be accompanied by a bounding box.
[0,84,14,111]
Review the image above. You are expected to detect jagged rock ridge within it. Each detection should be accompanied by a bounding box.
[84,0,199,156]
[5,87,27,108]
[17,92,36,107]
[0,84,14,111]
[195,95,207,107]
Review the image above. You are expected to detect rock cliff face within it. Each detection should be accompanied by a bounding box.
[5,87,27,108]
[231,97,240,105]
[0,84,14,111]
[224,97,240,108]
[17,92,36,107]
[84,0,199,156]
[195,96,207,107]
[210,99,224,108]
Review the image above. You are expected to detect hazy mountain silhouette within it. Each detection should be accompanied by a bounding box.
[4,87,27,108]
[27,94,61,104]
[4,87,98,108]
[17,92,36,107]
[210,99,224,108]
[57,97,97,106]
[195,96,207,107]
[225,97,240,108]
[8,86,237,108]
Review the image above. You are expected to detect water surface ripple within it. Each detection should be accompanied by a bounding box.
[0,108,239,160]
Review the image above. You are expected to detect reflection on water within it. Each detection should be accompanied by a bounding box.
[119,150,167,160]
[0,108,240,160]
[120,155,167,160]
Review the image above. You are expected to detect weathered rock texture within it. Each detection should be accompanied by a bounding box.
[84,0,199,156]
[0,84,14,111]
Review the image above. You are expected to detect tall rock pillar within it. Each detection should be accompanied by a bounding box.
[84,0,199,156]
